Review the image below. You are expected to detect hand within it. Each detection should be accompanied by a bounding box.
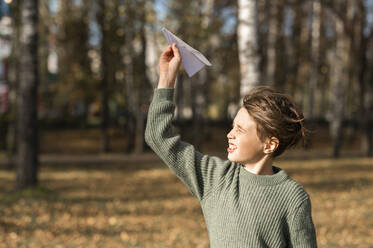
[158,43,182,88]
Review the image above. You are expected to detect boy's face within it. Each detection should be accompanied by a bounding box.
[227,107,266,164]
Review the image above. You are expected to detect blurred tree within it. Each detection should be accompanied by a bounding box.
[38,0,52,119]
[329,17,347,158]
[165,0,239,148]
[237,0,260,98]
[165,0,206,149]
[5,0,20,165]
[97,0,111,152]
[327,0,355,158]
[321,0,373,157]
[123,0,136,153]
[286,1,309,105]
[56,0,94,124]
[16,0,39,189]
[308,0,322,119]
[134,0,152,154]
[264,0,284,88]
[363,51,373,156]
[95,0,125,152]
[190,0,215,149]
[355,1,373,156]
[122,0,153,154]
[3,0,370,158]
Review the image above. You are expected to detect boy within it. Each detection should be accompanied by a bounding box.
[145,44,317,247]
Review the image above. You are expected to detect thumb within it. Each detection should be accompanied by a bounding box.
[171,43,181,61]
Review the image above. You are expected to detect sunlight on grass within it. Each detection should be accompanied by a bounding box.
[0,156,372,247]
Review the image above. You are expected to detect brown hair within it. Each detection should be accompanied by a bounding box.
[243,86,307,158]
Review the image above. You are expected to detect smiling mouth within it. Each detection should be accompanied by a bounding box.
[227,143,237,153]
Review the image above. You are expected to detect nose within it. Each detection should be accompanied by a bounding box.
[227,129,235,139]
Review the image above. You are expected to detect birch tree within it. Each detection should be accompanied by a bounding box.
[16,0,39,189]
[308,0,321,119]
[328,1,353,158]
[237,0,260,98]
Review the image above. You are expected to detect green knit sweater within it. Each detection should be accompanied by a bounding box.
[145,88,317,248]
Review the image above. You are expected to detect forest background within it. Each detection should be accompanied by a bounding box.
[0,0,372,247]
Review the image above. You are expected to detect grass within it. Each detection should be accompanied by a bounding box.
[0,126,371,247]
[0,155,372,247]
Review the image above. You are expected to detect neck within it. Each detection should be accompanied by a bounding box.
[243,155,273,175]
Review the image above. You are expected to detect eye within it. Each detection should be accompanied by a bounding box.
[232,124,243,132]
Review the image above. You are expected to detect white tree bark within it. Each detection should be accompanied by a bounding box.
[237,0,260,98]
[329,10,351,158]
[201,0,214,28]
[307,0,321,119]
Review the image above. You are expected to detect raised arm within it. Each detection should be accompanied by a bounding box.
[145,44,234,201]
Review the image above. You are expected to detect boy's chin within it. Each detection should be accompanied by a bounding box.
[227,153,238,162]
[228,153,247,164]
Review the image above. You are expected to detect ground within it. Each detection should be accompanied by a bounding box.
[0,154,372,247]
[0,128,372,247]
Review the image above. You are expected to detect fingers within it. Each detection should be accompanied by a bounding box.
[161,45,172,58]
[160,44,181,63]
[171,43,181,61]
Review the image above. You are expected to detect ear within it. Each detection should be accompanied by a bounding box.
[263,137,279,155]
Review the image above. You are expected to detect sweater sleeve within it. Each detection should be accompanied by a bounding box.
[288,197,318,248]
[145,88,233,202]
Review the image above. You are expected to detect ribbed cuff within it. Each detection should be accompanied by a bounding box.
[154,88,174,101]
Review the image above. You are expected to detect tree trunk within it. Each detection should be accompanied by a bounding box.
[98,0,110,153]
[329,17,349,158]
[237,0,260,98]
[360,58,373,156]
[360,31,373,156]
[124,27,135,153]
[191,70,207,151]
[5,0,21,168]
[189,0,215,150]
[175,73,184,122]
[307,0,321,119]
[354,2,372,156]
[264,0,279,86]
[134,3,150,154]
[288,1,303,100]
[16,0,39,190]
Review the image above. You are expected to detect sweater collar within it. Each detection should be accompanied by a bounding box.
[238,163,289,186]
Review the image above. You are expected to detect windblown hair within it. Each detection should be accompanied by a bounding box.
[243,86,307,158]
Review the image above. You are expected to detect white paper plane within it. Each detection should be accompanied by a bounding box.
[161,27,212,77]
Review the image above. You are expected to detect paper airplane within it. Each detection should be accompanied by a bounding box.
[161,27,212,77]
